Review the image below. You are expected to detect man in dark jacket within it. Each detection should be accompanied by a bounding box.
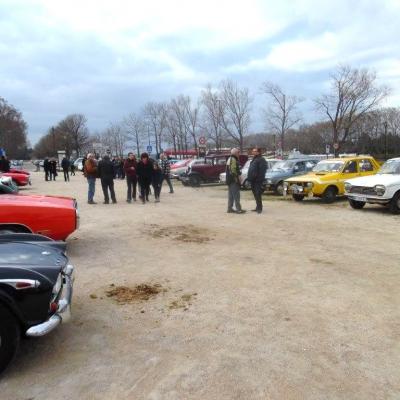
[43,158,50,181]
[247,147,267,214]
[226,148,245,214]
[123,153,137,203]
[97,155,117,204]
[49,158,58,181]
[0,156,10,172]
[137,152,153,204]
[61,157,70,182]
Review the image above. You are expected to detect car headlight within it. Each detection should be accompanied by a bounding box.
[267,179,272,184]
[306,182,313,189]
[283,182,288,189]
[374,185,386,196]
[344,183,352,192]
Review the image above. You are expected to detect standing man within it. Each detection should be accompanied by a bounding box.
[97,155,117,204]
[247,147,267,214]
[226,148,246,214]
[137,152,153,204]
[124,152,137,203]
[61,156,70,182]
[84,153,97,204]
[160,153,174,193]
[49,158,58,181]
[43,158,50,181]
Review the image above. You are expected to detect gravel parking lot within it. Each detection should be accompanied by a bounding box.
[1,169,399,400]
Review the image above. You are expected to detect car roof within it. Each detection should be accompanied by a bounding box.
[323,156,375,162]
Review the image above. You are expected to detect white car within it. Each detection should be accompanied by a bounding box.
[174,158,205,180]
[74,157,84,171]
[220,158,280,189]
[344,157,400,214]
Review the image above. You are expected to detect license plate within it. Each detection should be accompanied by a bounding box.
[357,196,367,202]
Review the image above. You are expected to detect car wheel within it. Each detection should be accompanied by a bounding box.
[0,303,20,375]
[349,199,366,209]
[389,191,400,214]
[322,186,337,203]
[243,179,251,190]
[189,175,201,187]
[274,182,284,196]
[292,194,305,202]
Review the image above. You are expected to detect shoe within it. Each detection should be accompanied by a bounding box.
[133,198,136,202]
[227,209,235,213]
[103,201,109,204]
[169,191,174,194]
[112,200,117,204]
[236,209,246,214]
[126,199,131,203]
[257,210,262,214]
[251,209,258,212]
[146,197,149,201]
[88,200,97,204]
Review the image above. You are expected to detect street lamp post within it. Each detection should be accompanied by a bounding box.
[383,121,388,160]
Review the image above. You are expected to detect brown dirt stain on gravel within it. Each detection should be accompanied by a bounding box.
[169,292,198,310]
[106,283,166,304]
[147,224,212,244]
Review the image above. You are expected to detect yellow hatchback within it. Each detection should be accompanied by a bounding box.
[283,156,380,203]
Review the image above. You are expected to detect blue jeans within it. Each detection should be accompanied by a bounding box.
[87,177,96,202]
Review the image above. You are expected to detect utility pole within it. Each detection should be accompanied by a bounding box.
[51,127,56,156]
[383,121,388,160]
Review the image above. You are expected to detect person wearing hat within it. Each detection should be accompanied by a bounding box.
[137,152,153,204]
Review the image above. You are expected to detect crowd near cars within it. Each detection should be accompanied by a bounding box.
[0,161,78,373]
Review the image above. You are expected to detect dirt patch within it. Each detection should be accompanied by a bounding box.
[106,283,165,304]
[169,292,198,310]
[147,224,212,244]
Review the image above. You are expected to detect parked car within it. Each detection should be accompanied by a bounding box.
[219,158,280,189]
[181,154,248,187]
[265,158,319,195]
[0,177,19,194]
[284,156,380,203]
[73,157,84,171]
[0,233,74,374]
[0,193,79,240]
[177,158,205,180]
[170,159,193,179]
[0,170,31,186]
[344,157,400,213]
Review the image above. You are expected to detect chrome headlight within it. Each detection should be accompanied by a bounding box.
[374,185,386,196]
[344,182,352,192]
[306,182,313,189]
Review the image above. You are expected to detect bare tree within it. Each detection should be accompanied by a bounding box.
[200,84,226,150]
[123,112,145,157]
[182,96,200,151]
[261,82,303,153]
[57,114,90,156]
[143,102,168,154]
[101,123,128,157]
[169,96,191,155]
[219,80,252,152]
[315,64,390,155]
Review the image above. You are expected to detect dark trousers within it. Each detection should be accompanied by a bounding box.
[251,181,263,211]
[139,179,151,202]
[126,175,137,200]
[101,178,116,203]
[153,183,161,199]
[63,169,70,182]
[70,167,75,175]
[161,174,174,193]
[45,170,50,181]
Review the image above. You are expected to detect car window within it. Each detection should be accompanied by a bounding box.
[294,162,305,171]
[359,159,373,172]
[344,160,357,173]
[217,159,227,165]
[305,161,315,170]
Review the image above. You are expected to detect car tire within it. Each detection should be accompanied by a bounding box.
[274,182,284,196]
[189,175,201,187]
[0,303,20,375]
[292,194,305,202]
[389,191,400,214]
[349,199,366,209]
[322,186,338,203]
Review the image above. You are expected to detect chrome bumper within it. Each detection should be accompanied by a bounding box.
[347,194,389,204]
[26,264,74,337]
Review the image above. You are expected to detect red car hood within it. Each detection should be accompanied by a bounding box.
[9,168,30,175]
[0,193,75,208]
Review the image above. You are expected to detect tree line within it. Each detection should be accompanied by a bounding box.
[2,64,399,160]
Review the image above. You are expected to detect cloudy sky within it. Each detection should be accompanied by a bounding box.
[1,0,399,144]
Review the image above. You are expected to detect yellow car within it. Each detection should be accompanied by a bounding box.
[283,156,380,203]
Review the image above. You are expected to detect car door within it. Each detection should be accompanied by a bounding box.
[293,161,306,176]
[339,160,359,193]
[358,158,376,177]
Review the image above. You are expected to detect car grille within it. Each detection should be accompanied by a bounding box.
[349,186,376,195]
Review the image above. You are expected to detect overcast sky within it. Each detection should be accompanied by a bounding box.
[1,0,399,145]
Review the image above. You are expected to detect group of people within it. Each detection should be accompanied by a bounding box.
[84,152,174,205]
[43,158,59,181]
[226,147,267,214]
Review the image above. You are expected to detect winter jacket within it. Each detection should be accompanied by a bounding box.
[61,158,70,170]
[84,158,97,178]
[152,168,163,186]
[137,159,154,183]
[225,155,241,185]
[247,155,267,183]
[123,159,137,178]
[160,159,171,175]
[97,156,115,180]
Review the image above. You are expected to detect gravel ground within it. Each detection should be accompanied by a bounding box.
[1,168,399,400]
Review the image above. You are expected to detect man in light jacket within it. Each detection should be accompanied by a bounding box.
[226,148,246,214]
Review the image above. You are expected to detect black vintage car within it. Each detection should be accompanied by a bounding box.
[0,233,74,374]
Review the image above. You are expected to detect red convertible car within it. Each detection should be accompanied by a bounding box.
[0,193,79,240]
[1,170,31,186]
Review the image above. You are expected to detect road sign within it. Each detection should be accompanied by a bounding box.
[325,144,330,154]
[333,142,339,150]
[199,136,206,145]
[147,145,152,153]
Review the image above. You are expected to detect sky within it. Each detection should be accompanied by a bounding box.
[1,0,399,145]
